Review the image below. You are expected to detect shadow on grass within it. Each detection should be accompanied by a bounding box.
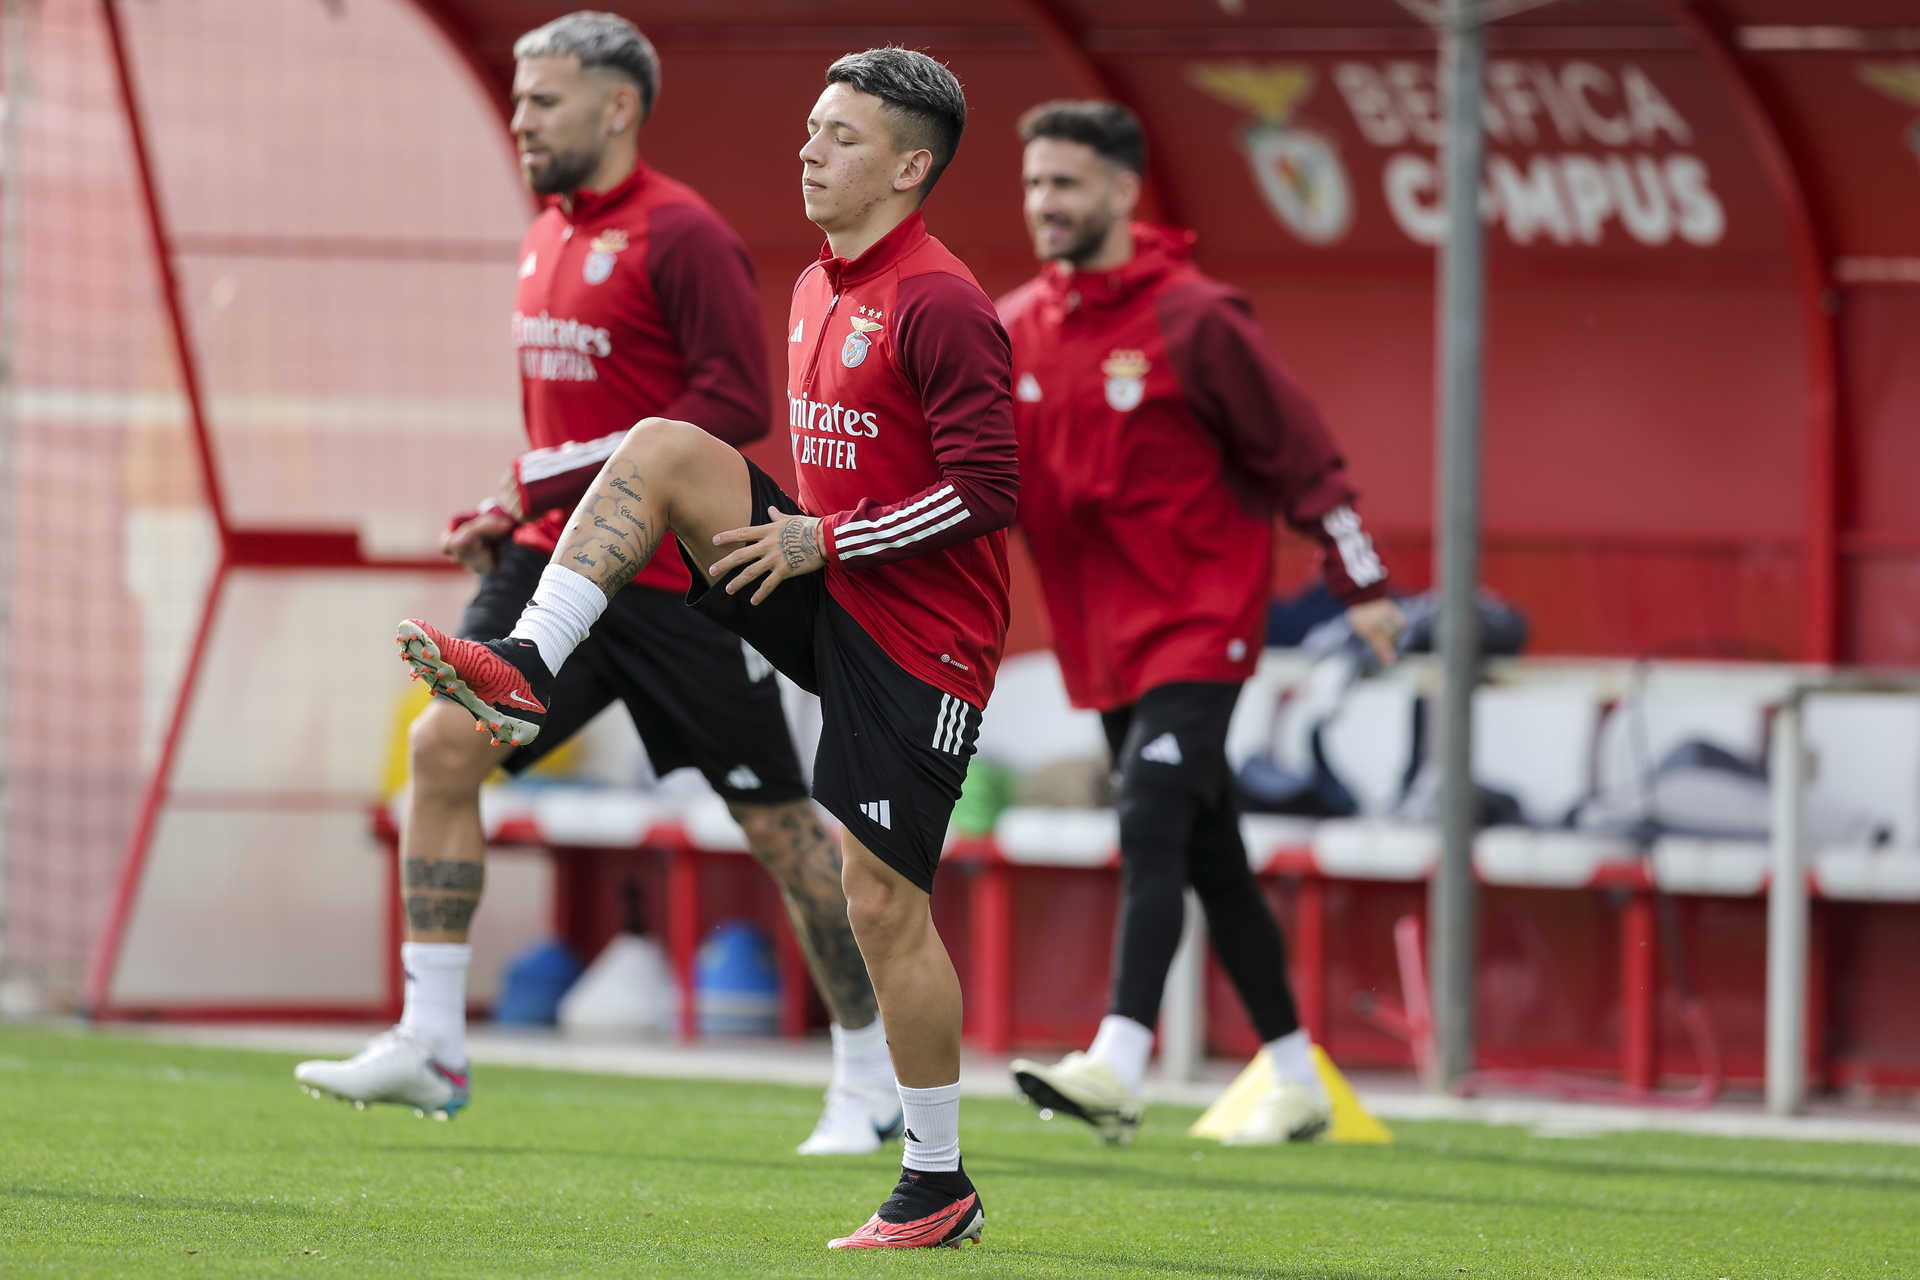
[0,1183,315,1217]
[970,1150,1679,1218]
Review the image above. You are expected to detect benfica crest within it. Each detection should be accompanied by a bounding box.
[842,315,884,368]
[1101,349,1150,413]
[583,228,628,285]
[1190,63,1352,246]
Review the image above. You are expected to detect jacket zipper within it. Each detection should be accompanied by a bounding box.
[801,289,841,396]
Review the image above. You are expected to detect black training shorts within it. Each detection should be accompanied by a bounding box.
[679,461,980,892]
[457,540,807,804]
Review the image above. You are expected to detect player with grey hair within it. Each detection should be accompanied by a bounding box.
[513,10,660,122]
[295,13,904,1161]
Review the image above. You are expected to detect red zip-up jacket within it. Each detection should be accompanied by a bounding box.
[788,213,1019,708]
[998,224,1387,712]
[508,160,769,592]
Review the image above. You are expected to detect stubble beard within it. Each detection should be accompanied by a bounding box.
[528,144,601,197]
[1044,209,1114,269]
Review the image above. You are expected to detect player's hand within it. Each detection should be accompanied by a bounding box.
[709,507,825,605]
[492,471,526,522]
[442,508,515,575]
[1347,597,1405,669]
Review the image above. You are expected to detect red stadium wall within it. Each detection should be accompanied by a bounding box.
[411,0,1920,667]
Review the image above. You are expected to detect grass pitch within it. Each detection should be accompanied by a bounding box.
[2,1025,1915,1278]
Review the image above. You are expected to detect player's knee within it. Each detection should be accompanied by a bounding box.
[621,415,707,481]
[727,799,821,879]
[407,704,496,795]
[841,853,920,951]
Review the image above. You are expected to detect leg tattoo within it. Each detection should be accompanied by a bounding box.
[552,466,661,596]
[730,799,878,1027]
[402,857,484,936]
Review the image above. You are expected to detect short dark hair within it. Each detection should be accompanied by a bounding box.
[825,48,967,197]
[514,11,661,121]
[1017,100,1146,176]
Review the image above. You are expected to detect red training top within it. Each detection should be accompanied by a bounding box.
[787,212,1019,708]
[998,224,1388,712]
[509,160,769,591]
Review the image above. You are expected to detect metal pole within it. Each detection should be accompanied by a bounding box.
[1428,0,1486,1090]
[1157,891,1206,1084]
[0,0,29,997]
[1765,696,1808,1114]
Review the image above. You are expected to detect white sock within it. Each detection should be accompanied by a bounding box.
[1088,1014,1154,1095]
[897,1080,961,1173]
[509,565,608,675]
[399,941,471,1067]
[1264,1028,1324,1096]
[830,1018,895,1100]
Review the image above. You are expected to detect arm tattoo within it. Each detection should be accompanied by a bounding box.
[609,477,643,503]
[602,544,630,565]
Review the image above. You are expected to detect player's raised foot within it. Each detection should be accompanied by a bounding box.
[1010,1050,1141,1146]
[827,1164,984,1250]
[395,619,551,748]
[293,1028,470,1120]
[1219,1079,1330,1145]
[796,1085,905,1156]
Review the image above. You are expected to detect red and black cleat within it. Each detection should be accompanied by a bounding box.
[396,619,552,748]
[827,1164,984,1251]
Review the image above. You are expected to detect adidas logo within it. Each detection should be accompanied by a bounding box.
[788,319,804,343]
[1016,372,1042,402]
[1140,732,1183,766]
[859,799,893,829]
[725,765,761,791]
[903,1127,920,1144]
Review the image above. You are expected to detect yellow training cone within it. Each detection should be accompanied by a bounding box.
[1188,1047,1392,1144]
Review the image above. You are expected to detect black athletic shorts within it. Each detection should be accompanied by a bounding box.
[678,461,980,893]
[456,540,808,805]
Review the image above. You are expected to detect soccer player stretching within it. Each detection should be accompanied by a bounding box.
[297,12,896,1157]
[392,48,1014,1250]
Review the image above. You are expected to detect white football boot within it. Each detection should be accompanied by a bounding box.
[294,1028,470,1120]
[796,1085,905,1155]
[1010,1050,1142,1146]
[1219,1078,1330,1145]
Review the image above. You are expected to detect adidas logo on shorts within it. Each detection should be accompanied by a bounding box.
[1140,732,1183,767]
[859,800,893,829]
[726,765,762,791]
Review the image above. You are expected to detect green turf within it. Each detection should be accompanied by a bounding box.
[1,1026,1915,1279]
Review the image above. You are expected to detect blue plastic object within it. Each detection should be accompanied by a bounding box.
[491,938,584,1026]
[695,921,779,1036]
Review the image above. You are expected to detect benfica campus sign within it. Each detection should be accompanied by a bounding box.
[1192,58,1726,250]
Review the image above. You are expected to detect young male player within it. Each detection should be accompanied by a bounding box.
[389,48,1015,1250]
